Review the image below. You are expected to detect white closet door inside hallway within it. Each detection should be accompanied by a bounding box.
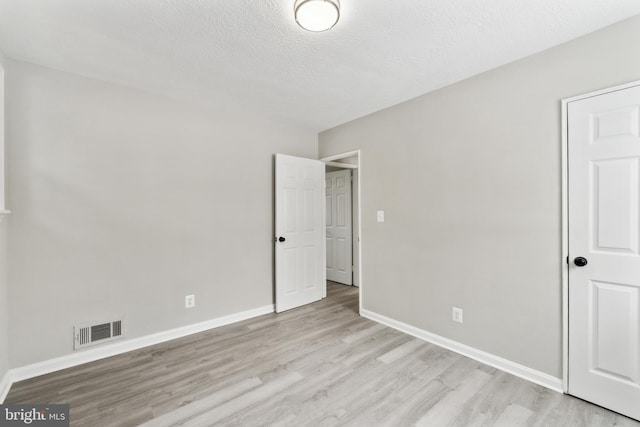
[326,169,352,285]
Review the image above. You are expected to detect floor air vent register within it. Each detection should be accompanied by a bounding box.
[74,320,123,350]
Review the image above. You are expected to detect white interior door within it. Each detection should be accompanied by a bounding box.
[352,169,360,287]
[568,84,640,421]
[275,154,325,313]
[326,170,352,285]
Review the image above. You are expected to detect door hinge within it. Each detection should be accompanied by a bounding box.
[566,256,569,265]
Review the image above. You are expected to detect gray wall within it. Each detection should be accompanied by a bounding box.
[319,15,640,378]
[6,60,317,367]
[0,49,8,383]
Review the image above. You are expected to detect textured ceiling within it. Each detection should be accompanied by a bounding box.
[0,1,639,131]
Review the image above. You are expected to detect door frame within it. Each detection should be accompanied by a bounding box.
[320,150,362,314]
[561,79,640,393]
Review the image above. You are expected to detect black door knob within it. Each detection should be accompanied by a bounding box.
[574,257,588,267]
[278,236,286,242]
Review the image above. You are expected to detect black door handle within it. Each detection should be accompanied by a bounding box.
[278,236,286,242]
[574,257,588,267]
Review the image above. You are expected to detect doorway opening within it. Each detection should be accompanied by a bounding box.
[321,150,362,314]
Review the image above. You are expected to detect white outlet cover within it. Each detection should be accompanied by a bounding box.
[452,307,463,323]
[185,295,195,309]
[377,211,385,222]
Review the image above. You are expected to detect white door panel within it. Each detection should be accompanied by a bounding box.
[593,158,639,253]
[275,154,325,313]
[326,169,352,285]
[568,85,640,421]
[352,169,360,287]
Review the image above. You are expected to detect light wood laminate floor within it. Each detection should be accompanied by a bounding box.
[6,282,639,426]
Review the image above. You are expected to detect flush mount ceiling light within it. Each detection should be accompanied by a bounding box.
[294,0,340,32]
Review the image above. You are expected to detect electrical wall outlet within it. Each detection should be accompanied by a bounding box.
[377,210,385,222]
[185,294,195,309]
[452,307,463,323]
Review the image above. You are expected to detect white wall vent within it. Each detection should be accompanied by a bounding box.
[74,320,123,350]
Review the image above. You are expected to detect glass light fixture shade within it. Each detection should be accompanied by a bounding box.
[294,0,340,32]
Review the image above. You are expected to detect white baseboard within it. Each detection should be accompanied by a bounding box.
[10,304,275,384]
[360,309,563,393]
[0,370,12,403]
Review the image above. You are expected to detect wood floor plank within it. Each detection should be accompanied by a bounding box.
[341,322,386,344]
[181,372,304,427]
[377,338,426,364]
[5,283,639,426]
[493,404,534,427]
[414,369,494,427]
[140,377,262,427]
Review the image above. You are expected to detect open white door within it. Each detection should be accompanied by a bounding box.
[326,169,353,285]
[567,84,640,421]
[275,154,325,313]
